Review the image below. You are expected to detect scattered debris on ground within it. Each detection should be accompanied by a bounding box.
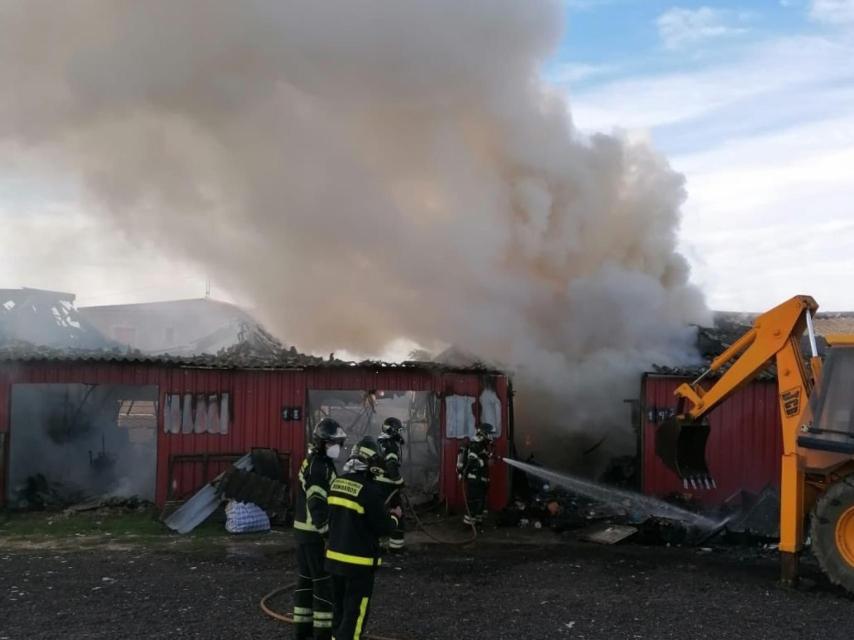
[163,449,289,535]
[12,474,88,510]
[580,523,639,545]
[502,458,780,549]
[1,533,852,640]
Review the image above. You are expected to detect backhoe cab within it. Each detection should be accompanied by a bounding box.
[654,295,854,592]
[800,340,854,456]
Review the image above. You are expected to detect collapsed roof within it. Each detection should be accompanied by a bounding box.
[650,309,852,379]
[0,288,114,350]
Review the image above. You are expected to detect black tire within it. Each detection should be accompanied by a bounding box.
[811,477,854,593]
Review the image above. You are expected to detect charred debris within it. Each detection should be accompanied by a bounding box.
[500,459,780,548]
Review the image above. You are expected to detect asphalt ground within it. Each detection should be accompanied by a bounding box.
[1,530,853,640]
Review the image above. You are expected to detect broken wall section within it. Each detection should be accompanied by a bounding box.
[308,390,441,503]
[8,383,158,508]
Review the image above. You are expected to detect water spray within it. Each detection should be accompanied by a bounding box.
[503,457,729,531]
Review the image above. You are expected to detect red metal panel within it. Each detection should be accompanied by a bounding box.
[642,374,782,506]
[0,361,510,512]
[437,373,510,513]
[156,368,297,504]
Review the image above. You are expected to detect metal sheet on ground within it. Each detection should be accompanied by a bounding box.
[580,524,638,545]
[164,454,253,534]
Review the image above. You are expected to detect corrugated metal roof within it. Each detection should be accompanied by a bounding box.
[649,311,837,381]
[814,314,854,336]
[0,340,504,374]
[0,288,115,350]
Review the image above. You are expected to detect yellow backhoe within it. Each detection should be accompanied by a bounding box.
[656,295,854,592]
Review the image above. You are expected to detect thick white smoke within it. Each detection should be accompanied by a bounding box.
[1,1,709,469]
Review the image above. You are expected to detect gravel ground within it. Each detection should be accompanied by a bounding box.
[1,533,853,640]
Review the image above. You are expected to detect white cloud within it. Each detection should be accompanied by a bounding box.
[810,0,854,24]
[570,35,854,132]
[657,6,748,50]
[562,0,623,10]
[567,31,854,311]
[675,122,854,311]
[550,61,618,84]
[674,114,854,312]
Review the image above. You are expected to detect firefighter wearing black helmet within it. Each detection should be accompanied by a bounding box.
[456,422,496,526]
[292,418,346,640]
[325,436,402,640]
[377,417,406,551]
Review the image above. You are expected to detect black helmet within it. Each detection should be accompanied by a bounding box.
[313,418,346,448]
[381,417,405,438]
[476,422,496,441]
[350,435,385,474]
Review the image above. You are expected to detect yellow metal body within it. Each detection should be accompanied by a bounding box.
[672,295,854,583]
[837,506,854,567]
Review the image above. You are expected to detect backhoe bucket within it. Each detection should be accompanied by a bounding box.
[655,418,715,490]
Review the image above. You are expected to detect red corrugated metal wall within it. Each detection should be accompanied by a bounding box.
[642,374,782,506]
[0,362,509,512]
[158,368,306,506]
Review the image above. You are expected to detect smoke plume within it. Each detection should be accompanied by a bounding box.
[1,1,709,468]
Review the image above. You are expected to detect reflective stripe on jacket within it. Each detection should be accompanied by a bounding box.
[293,452,337,543]
[324,472,398,576]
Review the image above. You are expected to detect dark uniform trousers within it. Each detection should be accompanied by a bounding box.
[464,478,488,525]
[377,436,405,550]
[459,442,490,525]
[331,572,375,640]
[375,484,404,550]
[294,542,334,639]
[387,491,405,550]
[293,452,337,639]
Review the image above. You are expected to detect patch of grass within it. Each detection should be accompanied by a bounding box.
[0,509,167,538]
[0,509,281,545]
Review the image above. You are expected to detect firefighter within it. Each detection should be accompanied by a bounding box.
[325,436,402,640]
[292,418,346,640]
[456,422,496,526]
[377,417,406,551]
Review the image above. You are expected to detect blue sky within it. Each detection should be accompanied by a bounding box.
[549,0,854,310]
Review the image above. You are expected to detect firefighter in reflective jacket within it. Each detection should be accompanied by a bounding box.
[325,436,402,640]
[377,417,406,551]
[456,422,496,526]
[292,418,346,640]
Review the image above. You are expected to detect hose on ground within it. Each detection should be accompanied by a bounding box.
[261,481,478,636]
[259,583,401,640]
[400,489,477,546]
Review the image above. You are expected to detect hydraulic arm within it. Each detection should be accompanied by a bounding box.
[656,295,820,584]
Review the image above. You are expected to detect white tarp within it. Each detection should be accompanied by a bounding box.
[445,395,476,439]
[479,389,502,437]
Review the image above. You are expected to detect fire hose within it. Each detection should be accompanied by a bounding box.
[259,485,479,635]
[399,483,478,546]
[259,583,400,640]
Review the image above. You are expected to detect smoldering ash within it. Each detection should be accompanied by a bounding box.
[1,1,709,467]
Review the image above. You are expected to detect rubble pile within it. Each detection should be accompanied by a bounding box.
[11,473,154,513]
[12,474,87,510]
[62,496,155,515]
[502,459,780,548]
